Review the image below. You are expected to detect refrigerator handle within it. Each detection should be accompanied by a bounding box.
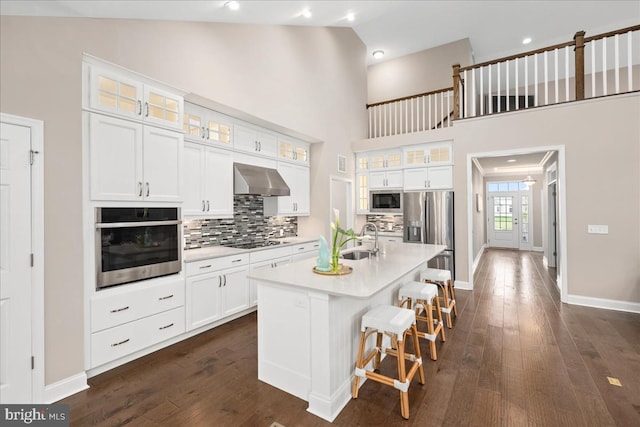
[423,193,429,244]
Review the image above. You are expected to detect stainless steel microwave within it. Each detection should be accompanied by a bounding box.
[370,190,403,213]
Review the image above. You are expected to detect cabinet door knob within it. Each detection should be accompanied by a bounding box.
[206,200,210,211]
[145,182,150,197]
[137,100,143,116]
[138,181,143,197]
[202,200,206,211]
[144,102,150,117]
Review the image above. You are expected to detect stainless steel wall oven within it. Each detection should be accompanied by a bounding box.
[96,207,181,289]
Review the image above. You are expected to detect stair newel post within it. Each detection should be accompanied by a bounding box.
[574,31,586,101]
[452,64,461,120]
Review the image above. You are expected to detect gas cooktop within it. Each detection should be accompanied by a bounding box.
[225,240,283,250]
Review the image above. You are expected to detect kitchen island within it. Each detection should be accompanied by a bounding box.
[248,242,446,422]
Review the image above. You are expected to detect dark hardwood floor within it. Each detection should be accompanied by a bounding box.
[61,249,640,426]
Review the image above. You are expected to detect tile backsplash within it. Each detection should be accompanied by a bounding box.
[184,195,298,250]
[365,214,404,233]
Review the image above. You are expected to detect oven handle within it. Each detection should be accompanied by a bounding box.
[96,220,182,229]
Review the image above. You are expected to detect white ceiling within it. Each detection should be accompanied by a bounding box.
[2,0,638,65]
[474,152,552,177]
[2,0,636,173]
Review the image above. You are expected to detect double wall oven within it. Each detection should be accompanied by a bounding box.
[96,207,182,289]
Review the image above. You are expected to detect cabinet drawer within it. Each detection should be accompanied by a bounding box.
[291,241,319,254]
[91,277,184,333]
[91,307,185,368]
[186,254,249,277]
[249,246,292,263]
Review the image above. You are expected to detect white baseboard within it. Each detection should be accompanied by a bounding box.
[454,280,472,291]
[566,294,640,314]
[472,245,486,274]
[44,372,88,403]
[533,246,543,252]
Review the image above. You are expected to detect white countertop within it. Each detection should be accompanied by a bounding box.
[183,236,318,262]
[248,242,446,299]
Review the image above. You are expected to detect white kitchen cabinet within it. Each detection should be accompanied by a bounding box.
[89,113,182,202]
[234,123,277,158]
[291,241,320,262]
[183,103,233,147]
[278,137,310,165]
[183,142,233,218]
[249,256,292,306]
[369,150,403,170]
[403,142,452,168]
[369,170,403,189]
[89,275,185,368]
[88,64,183,131]
[185,254,250,331]
[264,162,310,216]
[403,165,453,191]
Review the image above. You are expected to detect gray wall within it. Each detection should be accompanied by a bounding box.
[0,16,367,385]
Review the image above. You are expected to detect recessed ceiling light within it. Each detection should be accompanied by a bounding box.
[224,1,239,11]
[507,159,517,163]
[346,13,355,22]
[522,37,532,45]
[372,50,384,59]
[301,9,312,18]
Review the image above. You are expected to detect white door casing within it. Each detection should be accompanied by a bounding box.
[0,116,44,404]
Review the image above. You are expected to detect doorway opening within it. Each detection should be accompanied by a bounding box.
[486,181,533,250]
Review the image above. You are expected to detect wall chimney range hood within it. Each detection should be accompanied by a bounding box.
[233,163,290,197]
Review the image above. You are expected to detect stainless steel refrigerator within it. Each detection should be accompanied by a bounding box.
[403,191,455,279]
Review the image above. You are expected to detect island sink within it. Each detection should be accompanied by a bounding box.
[341,250,372,260]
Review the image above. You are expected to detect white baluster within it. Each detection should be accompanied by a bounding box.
[505,59,510,111]
[565,46,570,101]
[394,102,398,135]
[368,107,372,138]
[422,96,426,131]
[488,63,493,114]
[497,64,501,112]
[447,91,451,126]
[471,68,476,117]
[428,93,432,129]
[590,41,595,97]
[480,66,484,116]
[628,31,633,92]
[515,57,519,110]
[534,53,539,106]
[411,97,414,132]
[525,55,529,106]
[554,48,559,103]
[544,50,549,105]
[602,38,607,96]
[440,90,444,125]
[614,34,620,94]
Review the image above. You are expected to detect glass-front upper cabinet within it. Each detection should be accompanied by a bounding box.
[87,64,183,131]
[358,150,402,171]
[278,137,309,165]
[403,142,452,167]
[183,103,232,146]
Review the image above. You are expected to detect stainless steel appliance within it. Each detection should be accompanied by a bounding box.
[370,190,402,213]
[96,207,182,289]
[403,191,455,279]
[233,162,290,196]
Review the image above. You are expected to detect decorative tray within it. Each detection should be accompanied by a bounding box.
[312,264,353,276]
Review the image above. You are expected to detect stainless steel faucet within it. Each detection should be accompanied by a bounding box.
[360,222,379,256]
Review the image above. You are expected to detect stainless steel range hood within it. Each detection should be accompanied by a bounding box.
[233,163,290,196]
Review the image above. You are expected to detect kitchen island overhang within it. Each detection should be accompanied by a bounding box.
[249,242,446,422]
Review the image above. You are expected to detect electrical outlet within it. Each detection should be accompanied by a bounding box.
[588,224,608,234]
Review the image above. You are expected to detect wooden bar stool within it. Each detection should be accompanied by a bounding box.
[352,305,425,419]
[398,281,446,360]
[421,268,457,328]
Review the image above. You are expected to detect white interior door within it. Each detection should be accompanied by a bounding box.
[488,193,520,248]
[0,122,33,403]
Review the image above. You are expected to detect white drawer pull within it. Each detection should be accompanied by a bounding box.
[110,306,129,313]
[158,294,174,301]
[111,338,130,347]
[159,323,174,330]
[199,264,212,269]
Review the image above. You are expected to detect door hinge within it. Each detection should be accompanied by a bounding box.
[30,149,40,165]
[31,356,35,370]
[30,253,34,267]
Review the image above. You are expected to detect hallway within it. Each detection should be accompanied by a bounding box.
[61,249,640,426]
